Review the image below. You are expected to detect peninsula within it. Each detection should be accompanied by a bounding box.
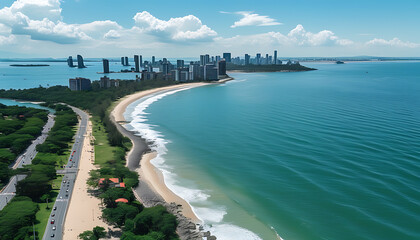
[226,62,316,72]
[9,64,49,67]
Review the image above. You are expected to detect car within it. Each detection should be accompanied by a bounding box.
[65,194,68,197]
[52,226,56,230]
[51,219,55,224]
[51,213,55,217]
[53,206,57,210]
[59,196,62,199]
[51,233,55,238]
[66,189,69,192]
[63,180,66,183]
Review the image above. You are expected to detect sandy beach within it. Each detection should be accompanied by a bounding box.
[63,116,116,240]
[111,82,210,223]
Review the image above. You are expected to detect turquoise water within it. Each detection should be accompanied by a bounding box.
[0,98,53,112]
[0,61,139,89]
[127,62,420,240]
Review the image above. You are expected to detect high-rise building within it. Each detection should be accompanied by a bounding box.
[124,56,129,66]
[256,53,261,65]
[200,55,205,66]
[67,56,74,67]
[216,56,221,63]
[134,55,140,72]
[218,60,226,76]
[121,57,125,66]
[274,50,277,65]
[139,55,143,67]
[205,54,210,65]
[162,63,169,75]
[211,56,215,63]
[102,59,109,73]
[177,60,184,68]
[99,76,119,88]
[265,54,269,64]
[223,53,232,62]
[77,55,86,68]
[189,62,200,80]
[245,54,250,65]
[204,64,218,80]
[69,77,91,91]
[152,56,155,65]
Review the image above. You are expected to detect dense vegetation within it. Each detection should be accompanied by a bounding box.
[0,104,78,239]
[0,79,181,239]
[226,62,316,72]
[0,104,48,187]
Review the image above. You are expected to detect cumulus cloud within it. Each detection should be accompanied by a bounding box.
[287,24,352,46]
[133,11,217,41]
[0,0,89,44]
[366,37,419,48]
[230,11,281,28]
[104,29,121,39]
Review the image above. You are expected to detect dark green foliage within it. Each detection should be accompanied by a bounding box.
[128,205,178,240]
[0,149,15,164]
[226,62,317,72]
[16,173,52,200]
[78,226,107,240]
[99,187,135,208]
[0,196,39,240]
[0,162,11,184]
[102,203,140,227]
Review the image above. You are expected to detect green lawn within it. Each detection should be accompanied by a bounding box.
[92,116,116,166]
[34,175,62,238]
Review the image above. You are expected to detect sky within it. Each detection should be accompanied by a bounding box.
[0,0,420,58]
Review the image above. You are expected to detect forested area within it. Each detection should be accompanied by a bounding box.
[0,104,78,240]
[0,79,181,239]
[0,104,48,187]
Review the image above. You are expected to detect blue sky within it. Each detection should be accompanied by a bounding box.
[0,0,419,58]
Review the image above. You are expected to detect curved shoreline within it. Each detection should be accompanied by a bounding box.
[110,82,220,231]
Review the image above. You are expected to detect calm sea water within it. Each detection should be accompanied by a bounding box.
[126,61,420,240]
[1,61,419,240]
[0,61,139,89]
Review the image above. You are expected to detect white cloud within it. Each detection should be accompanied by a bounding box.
[133,11,217,41]
[104,29,121,39]
[0,0,89,44]
[230,11,281,28]
[287,24,353,46]
[366,37,419,48]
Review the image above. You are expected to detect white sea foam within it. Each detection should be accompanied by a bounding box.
[126,87,264,240]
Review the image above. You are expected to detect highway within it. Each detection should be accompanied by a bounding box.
[0,113,55,210]
[43,106,88,240]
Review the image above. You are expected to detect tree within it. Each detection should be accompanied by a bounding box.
[78,226,107,240]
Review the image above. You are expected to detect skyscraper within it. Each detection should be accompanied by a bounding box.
[103,59,109,73]
[77,55,86,68]
[223,53,232,62]
[245,54,250,65]
[69,77,91,91]
[274,50,278,65]
[134,55,140,72]
[265,54,269,64]
[256,53,261,65]
[218,60,226,76]
[152,56,155,65]
[139,55,143,67]
[205,54,210,65]
[200,55,205,66]
[67,56,74,67]
[177,60,184,68]
[124,56,129,66]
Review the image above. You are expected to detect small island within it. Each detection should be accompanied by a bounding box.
[10,64,50,67]
[226,62,316,72]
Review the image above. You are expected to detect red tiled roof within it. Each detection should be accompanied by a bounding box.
[115,198,128,203]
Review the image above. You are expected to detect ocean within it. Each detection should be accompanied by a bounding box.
[124,61,420,240]
[1,61,419,240]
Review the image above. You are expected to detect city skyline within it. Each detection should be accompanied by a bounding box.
[0,0,420,58]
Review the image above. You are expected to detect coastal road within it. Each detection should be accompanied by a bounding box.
[43,106,88,240]
[0,113,55,210]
